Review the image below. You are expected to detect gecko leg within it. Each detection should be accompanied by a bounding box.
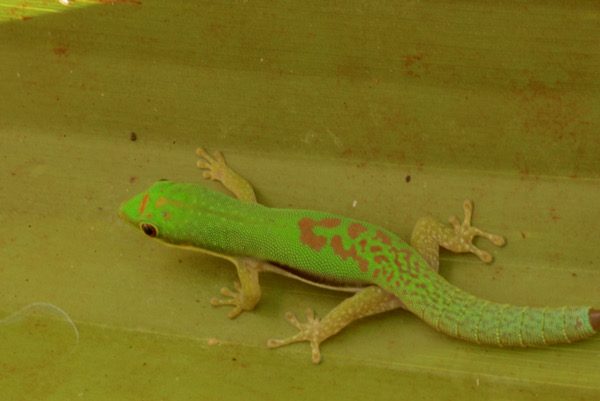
[410,200,506,271]
[268,286,404,364]
[196,147,257,203]
[211,257,262,318]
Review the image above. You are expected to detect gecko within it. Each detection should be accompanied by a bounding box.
[118,147,600,364]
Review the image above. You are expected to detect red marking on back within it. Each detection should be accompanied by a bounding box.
[374,230,392,245]
[373,255,389,264]
[298,217,342,251]
[348,222,368,239]
[390,248,418,278]
[139,193,149,215]
[320,218,342,228]
[370,245,383,253]
[385,270,394,282]
[358,239,368,252]
[330,235,369,272]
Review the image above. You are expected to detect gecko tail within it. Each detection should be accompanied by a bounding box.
[413,276,599,346]
[428,298,598,346]
[589,309,600,331]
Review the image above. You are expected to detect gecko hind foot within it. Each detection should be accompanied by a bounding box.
[447,200,506,263]
[267,308,324,364]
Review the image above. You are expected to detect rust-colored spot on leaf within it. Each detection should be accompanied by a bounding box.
[53,47,68,56]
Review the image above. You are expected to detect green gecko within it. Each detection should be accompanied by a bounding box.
[119,147,600,364]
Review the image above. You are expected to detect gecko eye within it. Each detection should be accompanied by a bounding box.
[140,223,158,237]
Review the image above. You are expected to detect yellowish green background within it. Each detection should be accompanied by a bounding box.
[1,1,599,399]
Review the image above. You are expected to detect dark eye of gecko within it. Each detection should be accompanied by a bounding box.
[141,223,158,237]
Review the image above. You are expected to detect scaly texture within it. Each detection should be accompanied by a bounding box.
[118,148,599,363]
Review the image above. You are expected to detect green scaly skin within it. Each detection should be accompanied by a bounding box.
[119,147,599,364]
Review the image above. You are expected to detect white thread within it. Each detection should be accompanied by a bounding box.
[0,302,79,354]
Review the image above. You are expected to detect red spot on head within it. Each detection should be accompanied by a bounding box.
[139,193,149,215]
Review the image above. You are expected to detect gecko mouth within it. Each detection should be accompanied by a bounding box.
[118,207,136,226]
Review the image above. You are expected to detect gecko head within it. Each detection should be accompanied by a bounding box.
[120,180,241,253]
[118,180,195,245]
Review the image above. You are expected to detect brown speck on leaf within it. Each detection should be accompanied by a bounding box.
[130,132,137,141]
[53,47,68,56]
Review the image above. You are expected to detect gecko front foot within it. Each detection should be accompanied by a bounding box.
[196,147,230,183]
[447,200,506,263]
[196,147,257,203]
[267,309,324,364]
[210,282,255,319]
